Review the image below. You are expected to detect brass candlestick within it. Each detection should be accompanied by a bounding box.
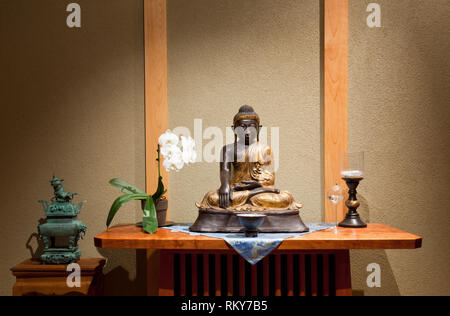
[339,177,367,228]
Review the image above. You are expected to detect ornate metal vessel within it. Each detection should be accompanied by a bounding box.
[38,175,87,264]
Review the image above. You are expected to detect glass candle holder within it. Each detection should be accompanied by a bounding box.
[326,184,346,233]
[340,152,365,178]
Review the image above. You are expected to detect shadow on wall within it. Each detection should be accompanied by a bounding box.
[348,196,401,296]
[97,248,147,296]
[351,250,401,296]
[358,194,369,223]
[25,218,46,260]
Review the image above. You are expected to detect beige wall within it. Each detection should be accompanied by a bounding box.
[167,0,322,224]
[0,0,146,295]
[348,0,450,295]
[168,0,450,296]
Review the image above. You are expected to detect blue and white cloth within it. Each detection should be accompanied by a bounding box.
[162,223,334,265]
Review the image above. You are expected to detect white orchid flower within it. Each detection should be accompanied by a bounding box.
[160,144,181,160]
[180,136,197,164]
[158,130,179,147]
[159,132,197,172]
[163,154,184,172]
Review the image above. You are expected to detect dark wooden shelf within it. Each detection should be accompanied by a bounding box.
[11,258,106,296]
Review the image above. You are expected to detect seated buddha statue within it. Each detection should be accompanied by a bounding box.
[196,105,303,212]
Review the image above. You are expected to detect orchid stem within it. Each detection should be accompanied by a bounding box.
[157,144,162,179]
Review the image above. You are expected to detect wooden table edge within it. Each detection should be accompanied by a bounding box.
[94,223,422,251]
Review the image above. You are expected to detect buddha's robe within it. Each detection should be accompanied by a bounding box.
[197,142,302,211]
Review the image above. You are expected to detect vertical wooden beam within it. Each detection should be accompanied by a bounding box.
[158,251,174,296]
[274,255,281,296]
[239,258,245,296]
[287,255,294,296]
[324,0,349,222]
[215,255,221,296]
[144,0,168,296]
[179,254,186,296]
[311,254,318,296]
[323,254,330,296]
[226,255,233,296]
[262,257,269,297]
[205,254,211,296]
[251,264,258,297]
[144,0,168,193]
[299,254,306,296]
[335,250,352,296]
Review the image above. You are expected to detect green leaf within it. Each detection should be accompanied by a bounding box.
[152,176,165,204]
[106,193,149,228]
[142,197,158,234]
[109,178,146,195]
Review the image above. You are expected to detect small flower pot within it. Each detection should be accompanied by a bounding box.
[141,198,168,227]
[155,199,168,226]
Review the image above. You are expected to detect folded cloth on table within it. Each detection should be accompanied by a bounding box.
[162,223,334,265]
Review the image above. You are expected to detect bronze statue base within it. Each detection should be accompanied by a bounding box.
[190,209,309,233]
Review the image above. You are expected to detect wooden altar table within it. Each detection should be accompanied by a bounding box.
[94,223,421,296]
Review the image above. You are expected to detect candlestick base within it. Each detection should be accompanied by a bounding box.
[339,214,367,228]
[339,177,367,229]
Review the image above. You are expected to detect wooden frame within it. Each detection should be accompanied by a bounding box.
[144,0,168,296]
[144,0,168,195]
[323,0,349,223]
[144,0,349,226]
[143,0,350,294]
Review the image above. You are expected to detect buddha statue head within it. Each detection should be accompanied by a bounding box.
[233,105,262,145]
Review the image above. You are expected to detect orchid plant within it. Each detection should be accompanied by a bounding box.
[106,130,196,234]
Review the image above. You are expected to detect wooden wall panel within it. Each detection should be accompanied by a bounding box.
[145,0,168,195]
[155,251,353,296]
[324,0,349,222]
[144,0,168,296]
